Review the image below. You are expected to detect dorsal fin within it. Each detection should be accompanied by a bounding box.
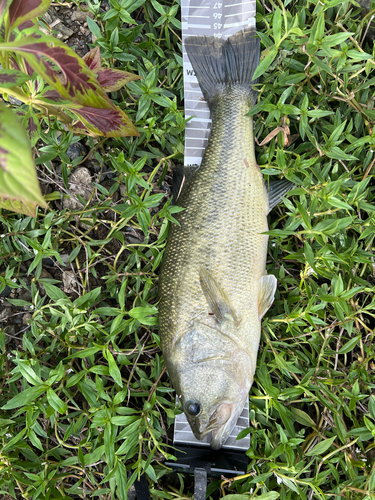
[267,179,294,214]
[199,267,237,324]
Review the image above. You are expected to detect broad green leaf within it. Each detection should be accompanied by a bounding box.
[221,496,250,500]
[115,459,128,500]
[253,48,278,80]
[104,348,123,387]
[0,103,46,212]
[2,427,27,452]
[46,387,68,414]
[307,109,334,118]
[16,359,43,386]
[151,0,166,15]
[311,56,333,75]
[290,407,316,428]
[257,493,280,500]
[0,197,38,216]
[86,16,102,40]
[326,147,357,161]
[65,346,102,360]
[2,384,48,410]
[305,436,336,456]
[322,32,353,47]
[273,8,282,45]
[43,283,68,301]
[337,336,360,354]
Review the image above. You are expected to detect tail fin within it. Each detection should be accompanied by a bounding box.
[185,29,260,109]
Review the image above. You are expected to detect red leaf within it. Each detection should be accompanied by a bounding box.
[22,41,96,100]
[72,105,139,138]
[82,46,101,71]
[8,0,51,30]
[42,88,65,102]
[18,19,36,30]
[2,34,139,137]
[95,67,141,93]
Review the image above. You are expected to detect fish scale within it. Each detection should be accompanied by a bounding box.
[159,93,268,364]
[158,29,288,449]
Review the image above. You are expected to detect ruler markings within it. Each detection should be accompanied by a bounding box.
[183,0,256,167]
[186,23,212,28]
[185,108,210,112]
[224,20,252,27]
[225,10,254,16]
[186,117,212,123]
[186,128,211,132]
[226,1,253,5]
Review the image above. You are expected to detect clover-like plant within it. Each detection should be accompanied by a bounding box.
[0,0,141,216]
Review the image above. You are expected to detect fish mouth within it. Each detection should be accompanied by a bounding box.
[209,401,246,450]
[210,422,232,450]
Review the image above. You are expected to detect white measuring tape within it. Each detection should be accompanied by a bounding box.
[182,0,257,167]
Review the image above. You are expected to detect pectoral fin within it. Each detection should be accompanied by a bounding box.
[267,179,294,214]
[258,274,277,319]
[199,267,237,324]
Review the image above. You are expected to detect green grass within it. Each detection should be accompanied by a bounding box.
[1,0,375,499]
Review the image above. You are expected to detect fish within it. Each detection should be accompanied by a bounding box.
[158,29,293,450]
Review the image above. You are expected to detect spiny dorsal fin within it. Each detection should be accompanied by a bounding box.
[258,274,277,319]
[199,267,237,324]
[267,179,294,214]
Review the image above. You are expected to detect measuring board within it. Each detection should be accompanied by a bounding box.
[182,0,257,167]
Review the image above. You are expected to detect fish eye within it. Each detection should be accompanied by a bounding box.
[186,402,201,416]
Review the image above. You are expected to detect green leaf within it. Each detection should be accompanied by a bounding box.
[307,109,334,118]
[2,384,48,410]
[0,103,46,213]
[128,306,158,325]
[43,283,68,302]
[305,436,336,456]
[86,16,102,39]
[16,360,43,386]
[115,460,128,500]
[322,33,353,47]
[273,8,282,45]
[151,0,166,15]
[2,427,27,452]
[46,387,68,414]
[290,407,316,428]
[253,49,278,80]
[256,493,280,500]
[104,348,123,387]
[337,336,360,354]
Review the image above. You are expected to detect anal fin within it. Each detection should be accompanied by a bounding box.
[199,267,237,324]
[258,274,277,319]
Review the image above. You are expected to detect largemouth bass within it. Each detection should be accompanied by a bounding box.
[159,29,293,450]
